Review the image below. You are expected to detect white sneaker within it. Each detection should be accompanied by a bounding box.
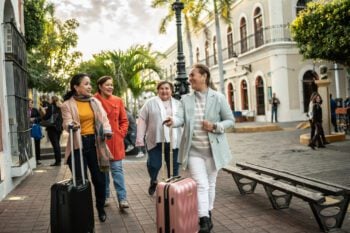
[125,145,134,152]
[136,151,145,158]
[104,198,110,207]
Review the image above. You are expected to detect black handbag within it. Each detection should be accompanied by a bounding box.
[41,105,58,127]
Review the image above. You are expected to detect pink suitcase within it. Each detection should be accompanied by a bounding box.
[156,125,198,233]
[156,177,198,233]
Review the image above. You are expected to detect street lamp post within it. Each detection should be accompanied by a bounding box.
[172,0,189,99]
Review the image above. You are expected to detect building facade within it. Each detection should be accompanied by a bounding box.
[158,0,349,122]
[0,0,35,201]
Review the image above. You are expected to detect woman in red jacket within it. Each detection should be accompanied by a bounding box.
[94,76,130,210]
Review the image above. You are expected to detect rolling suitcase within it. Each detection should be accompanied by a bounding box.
[156,125,198,233]
[50,127,94,233]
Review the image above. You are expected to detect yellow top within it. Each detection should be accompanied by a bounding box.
[76,101,94,135]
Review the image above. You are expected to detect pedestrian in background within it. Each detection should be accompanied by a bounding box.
[330,94,338,132]
[124,108,137,153]
[270,93,280,123]
[135,80,182,196]
[309,93,326,149]
[164,64,234,233]
[61,73,112,222]
[94,75,130,211]
[28,99,42,165]
[308,92,317,141]
[42,96,63,166]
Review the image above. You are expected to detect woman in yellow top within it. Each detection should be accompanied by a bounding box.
[61,73,112,222]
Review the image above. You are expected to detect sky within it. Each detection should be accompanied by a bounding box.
[50,0,177,60]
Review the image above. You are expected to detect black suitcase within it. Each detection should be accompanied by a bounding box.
[50,127,94,233]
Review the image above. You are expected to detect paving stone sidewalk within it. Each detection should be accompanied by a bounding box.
[0,121,349,233]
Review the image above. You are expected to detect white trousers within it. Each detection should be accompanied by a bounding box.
[188,155,218,218]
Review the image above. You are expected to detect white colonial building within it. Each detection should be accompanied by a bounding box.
[0,0,36,201]
[158,0,349,122]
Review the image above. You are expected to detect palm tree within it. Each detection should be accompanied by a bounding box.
[151,0,207,66]
[152,0,234,94]
[77,45,163,114]
[200,0,234,95]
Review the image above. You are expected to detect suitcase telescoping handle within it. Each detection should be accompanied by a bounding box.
[69,124,86,187]
[161,124,174,181]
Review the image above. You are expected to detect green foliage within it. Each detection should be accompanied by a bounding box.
[151,0,206,34]
[26,3,82,93]
[24,0,47,50]
[76,45,162,99]
[290,0,350,66]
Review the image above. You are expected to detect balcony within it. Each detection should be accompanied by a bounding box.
[198,24,293,66]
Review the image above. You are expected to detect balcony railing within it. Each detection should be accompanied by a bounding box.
[197,24,292,66]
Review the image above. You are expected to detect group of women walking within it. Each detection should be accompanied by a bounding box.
[57,63,234,233]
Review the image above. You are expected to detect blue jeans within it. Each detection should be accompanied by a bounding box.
[271,106,278,122]
[105,160,127,201]
[147,143,179,184]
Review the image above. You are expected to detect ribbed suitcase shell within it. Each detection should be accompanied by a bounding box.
[50,179,94,233]
[156,177,198,233]
[50,127,94,233]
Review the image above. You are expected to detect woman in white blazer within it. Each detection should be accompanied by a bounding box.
[165,64,234,233]
[135,81,182,196]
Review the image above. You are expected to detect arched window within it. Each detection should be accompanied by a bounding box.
[196,47,200,63]
[255,76,265,115]
[254,7,264,48]
[302,70,318,112]
[296,0,310,16]
[205,40,210,66]
[241,80,249,110]
[227,83,235,110]
[213,36,217,65]
[240,18,248,53]
[227,26,235,58]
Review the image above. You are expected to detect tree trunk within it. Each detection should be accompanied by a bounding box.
[213,0,225,95]
[185,16,194,67]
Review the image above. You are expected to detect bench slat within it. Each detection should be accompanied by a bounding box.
[236,162,345,195]
[223,166,325,204]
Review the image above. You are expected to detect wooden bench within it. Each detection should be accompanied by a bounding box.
[223,162,350,232]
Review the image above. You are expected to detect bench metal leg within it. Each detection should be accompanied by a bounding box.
[263,186,292,209]
[231,174,257,195]
[309,196,350,232]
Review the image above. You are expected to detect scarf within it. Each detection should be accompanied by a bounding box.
[74,95,112,172]
[155,96,178,148]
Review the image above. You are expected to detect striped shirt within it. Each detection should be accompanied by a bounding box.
[190,91,211,157]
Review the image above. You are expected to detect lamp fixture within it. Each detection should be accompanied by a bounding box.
[243,64,252,73]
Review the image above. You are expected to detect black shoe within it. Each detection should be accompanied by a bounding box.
[324,141,330,145]
[36,160,42,165]
[98,208,107,222]
[208,211,213,230]
[308,143,316,150]
[199,216,211,233]
[318,145,326,148]
[148,182,157,196]
[50,162,61,166]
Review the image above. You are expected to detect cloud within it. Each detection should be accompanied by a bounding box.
[50,0,177,60]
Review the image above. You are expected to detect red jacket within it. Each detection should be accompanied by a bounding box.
[94,93,128,161]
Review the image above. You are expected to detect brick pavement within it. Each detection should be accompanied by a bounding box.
[0,121,349,233]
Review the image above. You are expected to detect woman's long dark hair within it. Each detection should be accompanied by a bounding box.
[63,73,90,101]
